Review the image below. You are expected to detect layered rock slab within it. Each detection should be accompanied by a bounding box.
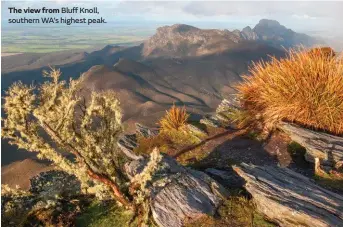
[234,163,343,227]
[125,154,229,227]
[278,122,343,166]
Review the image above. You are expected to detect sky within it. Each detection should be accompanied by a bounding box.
[2,1,343,38]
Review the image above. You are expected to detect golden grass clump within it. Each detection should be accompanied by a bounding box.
[308,47,336,58]
[236,47,343,135]
[159,105,189,131]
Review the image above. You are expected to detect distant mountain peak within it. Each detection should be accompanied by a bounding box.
[170,24,199,33]
[242,26,253,32]
[252,18,319,48]
[256,19,281,27]
[142,19,320,58]
[143,24,241,58]
[155,24,200,36]
[253,19,288,35]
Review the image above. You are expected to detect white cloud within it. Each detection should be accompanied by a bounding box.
[292,14,317,20]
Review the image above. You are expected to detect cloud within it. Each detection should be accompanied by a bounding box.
[181,1,342,19]
[2,1,343,37]
[292,14,317,20]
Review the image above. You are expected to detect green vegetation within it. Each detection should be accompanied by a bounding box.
[185,196,276,227]
[2,26,149,53]
[314,165,343,192]
[218,106,255,129]
[134,126,205,155]
[314,172,343,192]
[287,141,306,157]
[246,130,263,141]
[76,201,136,227]
[236,47,343,135]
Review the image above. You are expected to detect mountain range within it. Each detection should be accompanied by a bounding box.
[143,19,319,58]
[1,19,321,167]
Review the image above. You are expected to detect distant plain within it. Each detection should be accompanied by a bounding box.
[1,25,152,53]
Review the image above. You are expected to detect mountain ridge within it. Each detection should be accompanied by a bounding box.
[142,19,320,58]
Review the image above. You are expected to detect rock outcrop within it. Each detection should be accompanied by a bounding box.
[278,122,343,167]
[241,26,259,40]
[200,98,239,128]
[142,24,241,58]
[135,123,159,138]
[117,123,158,160]
[143,19,320,58]
[234,163,343,227]
[118,134,142,160]
[252,19,318,48]
[125,152,229,227]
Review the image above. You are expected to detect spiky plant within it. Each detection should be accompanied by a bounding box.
[2,68,133,208]
[159,105,189,131]
[236,47,343,135]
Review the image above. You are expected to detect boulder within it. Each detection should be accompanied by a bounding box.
[234,163,343,227]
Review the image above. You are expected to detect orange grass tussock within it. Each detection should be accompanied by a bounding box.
[159,105,189,131]
[236,47,343,135]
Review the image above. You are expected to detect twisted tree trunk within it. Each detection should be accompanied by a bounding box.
[39,119,134,209]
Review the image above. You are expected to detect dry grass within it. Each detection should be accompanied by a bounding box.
[159,105,189,131]
[236,47,343,135]
[308,47,336,58]
[134,129,203,156]
[134,134,172,155]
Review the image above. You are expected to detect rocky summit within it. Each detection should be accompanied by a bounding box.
[142,19,319,58]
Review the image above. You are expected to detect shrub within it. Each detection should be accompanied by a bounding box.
[236,47,343,135]
[308,47,336,58]
[159,105,189,131]
[2,68,133,208]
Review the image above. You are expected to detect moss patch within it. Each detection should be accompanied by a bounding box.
[287,141,306,157]
[184,196,276,227]
[314,171,343,192]
[75,201,135,227]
